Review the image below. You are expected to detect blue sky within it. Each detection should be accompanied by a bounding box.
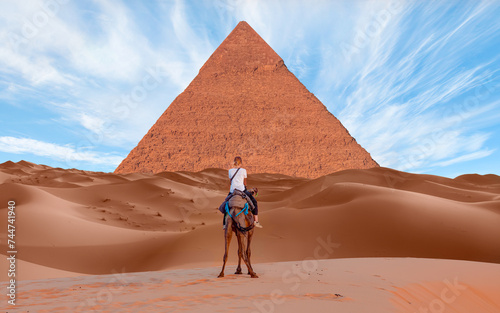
[0,0,499,178]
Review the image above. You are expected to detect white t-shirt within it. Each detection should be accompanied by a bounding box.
[229,167,247,193]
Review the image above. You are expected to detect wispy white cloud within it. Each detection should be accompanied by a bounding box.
[170,0,215,70]
[78,113,106,135]
[435,149,495,167]
[0,136,124,166]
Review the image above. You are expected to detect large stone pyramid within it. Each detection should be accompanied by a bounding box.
[115,21,378,178]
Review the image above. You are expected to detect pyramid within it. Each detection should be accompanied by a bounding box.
[115,21,378,178]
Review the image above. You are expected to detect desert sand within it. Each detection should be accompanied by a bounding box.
[2,258,500,312]
[1,160,500,312]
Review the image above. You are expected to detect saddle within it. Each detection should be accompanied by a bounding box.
[218,189,255,213]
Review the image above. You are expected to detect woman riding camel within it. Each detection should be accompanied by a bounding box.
[227,156,262,228]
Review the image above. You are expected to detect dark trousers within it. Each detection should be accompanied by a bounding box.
[244,190,259,215]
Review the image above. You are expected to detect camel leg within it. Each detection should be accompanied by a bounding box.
[238,232,258,278]
[235,233,243,274]
[218,220,233,278]
[246,230,257,276]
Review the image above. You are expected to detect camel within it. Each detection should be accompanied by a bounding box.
[218,202,258,278]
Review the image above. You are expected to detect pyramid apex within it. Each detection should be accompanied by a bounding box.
[232,21,259,36]
[198,20,282,75]
[234,20,253,30]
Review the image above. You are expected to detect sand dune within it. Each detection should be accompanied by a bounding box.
[0,161,499,311]
[1,161,500,277]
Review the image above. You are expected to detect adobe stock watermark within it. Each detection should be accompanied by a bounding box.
[176,187,212,226]
[8,0,69,51]
[252,235,340,313]
[64,64,171,169]
[414,277,467,313]
[75,267,138,312]
[240,110,295,170]
[398,79,498,173]
[341,0,405,62]
[111,65,171,120]
[383,78,498,189]
[6,201,17,306]
[214,0,244,14]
